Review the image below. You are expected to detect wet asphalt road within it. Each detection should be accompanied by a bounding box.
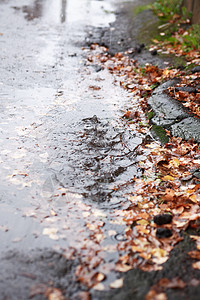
[0,0,147,298]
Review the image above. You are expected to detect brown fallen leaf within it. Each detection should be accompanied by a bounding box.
[45,288,65,300]
[159,277,186,289]
[89,85,101,90]
[188,251,200,260]
[145,290,167,300]
[115,263,132,272]
[162,188,175,201]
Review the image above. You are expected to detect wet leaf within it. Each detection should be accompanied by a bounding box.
[45,288,65,300]
[145,291,167,300]
[188,251,200,260]
[136,219,149,225]
[192,261,200,270]
[95,273,105,282]
[93,283,105,291]
[109,278,124,289]
[189,194,197,203]
[159,277,186,289]
[115,263,132,272]
[162,175,175,181]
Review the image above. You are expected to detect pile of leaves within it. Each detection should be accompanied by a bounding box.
[167,71,200,118]
[73,44,200,296]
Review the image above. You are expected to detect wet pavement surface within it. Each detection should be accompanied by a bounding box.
[1,0,200,299]
[0,0,148,298]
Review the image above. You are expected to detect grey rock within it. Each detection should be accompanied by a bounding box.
[175,86,197,93]
[148,92,188,127]
[171,117,200,143]
[191,66,200,73]
[151,79,180,95]
[148,80,200,143]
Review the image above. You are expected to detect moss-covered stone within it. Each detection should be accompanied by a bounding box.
[151,125,169,143]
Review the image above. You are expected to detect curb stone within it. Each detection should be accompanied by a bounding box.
[148,80,200,143]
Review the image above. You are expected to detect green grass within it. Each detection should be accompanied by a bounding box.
[133,4,152,16]
[150,0,200,54]
[152,0,183,21]
[181,24,200,51]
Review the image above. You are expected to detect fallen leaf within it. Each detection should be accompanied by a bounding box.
[136,219,149,225]
[46,288,65,300]
[189,194,197,203]
[92,283,105,291]
[89,85,101,90]
[115,263,132,272]
[169,158,180,168]
[145,290,167,300]
[162,188,175,201]
[95,273,105,282]
[159,277,186,289]
[151,248,168,258]
[109,278,124,289]
[162,175,175,181]
[192,261,200,270]
[188,251,200,259]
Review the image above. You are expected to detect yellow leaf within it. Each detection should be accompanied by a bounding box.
[162,175,174,181]
[152,256,169,265]
[189,194,197,203]
[169,158,180,168]
[132,246,144,253]
[136,219,149,226]
[151,248,168,258]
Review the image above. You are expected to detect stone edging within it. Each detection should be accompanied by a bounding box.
[148,79,200,143]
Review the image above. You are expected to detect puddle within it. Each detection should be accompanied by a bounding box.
[13,0,116,26]
[46,115,143,203]
[22,0,43,21]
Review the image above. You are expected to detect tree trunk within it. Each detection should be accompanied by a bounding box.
[183,0,200,25]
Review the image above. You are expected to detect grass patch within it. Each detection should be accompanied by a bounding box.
[149,0,200,58]
[133,4,152,16]
[152,0,183,21]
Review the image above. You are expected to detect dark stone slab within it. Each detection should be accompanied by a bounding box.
[148,80,200,143]
[148,92,188,127]
[171,117,200,142]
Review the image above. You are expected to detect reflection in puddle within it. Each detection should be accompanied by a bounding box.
[61,0,67,23]
[17,0,115,26]
[22,0,67,23]
[22,0,43,21]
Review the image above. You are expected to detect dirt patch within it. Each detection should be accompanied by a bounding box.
[0,249,84,300]
[92,232,200,300]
